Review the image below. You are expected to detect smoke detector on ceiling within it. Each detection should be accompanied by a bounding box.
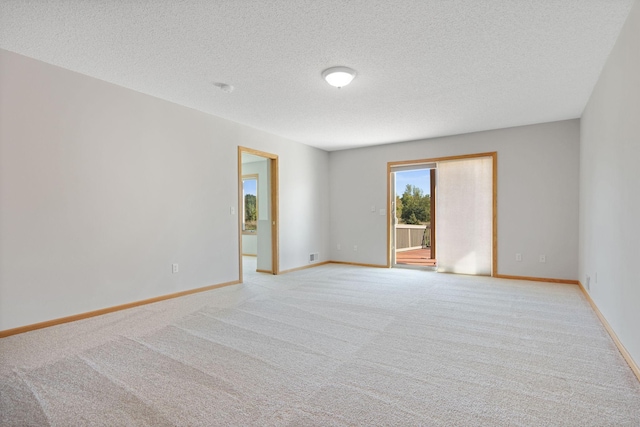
[213,82,234,93]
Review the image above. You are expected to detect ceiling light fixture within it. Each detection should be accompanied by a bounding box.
[322,66,356,88]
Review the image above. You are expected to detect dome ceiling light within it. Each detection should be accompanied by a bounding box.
[322,66,356,88]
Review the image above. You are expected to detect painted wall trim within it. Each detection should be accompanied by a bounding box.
[577,282,640,382]
[494,274,579,285]
[329,261,388,268]
[0,280,240,339]
[279,261,331,274]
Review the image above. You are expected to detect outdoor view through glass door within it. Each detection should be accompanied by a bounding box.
[391,164,437,269]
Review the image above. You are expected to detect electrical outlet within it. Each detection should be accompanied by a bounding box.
[539,255,546,263]
[230,206,235,215]
[515,253,522,262]
[172,263,179,273]
[353,245,358,251]
[371,205,376,212]
[585,275,591,291]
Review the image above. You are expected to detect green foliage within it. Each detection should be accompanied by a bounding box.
[245,194,257,220]
[395,196,403,219]
[399,184,430,224]
[244,194,257,230]
[407,212,420,225]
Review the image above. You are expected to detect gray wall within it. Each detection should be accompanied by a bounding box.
[580,0,640,366]
[0,49,330,330]
[329,120,580,280]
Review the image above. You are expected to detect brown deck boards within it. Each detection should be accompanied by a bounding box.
[395,248,436,267]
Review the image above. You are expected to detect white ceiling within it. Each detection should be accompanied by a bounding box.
[0,1,634,151]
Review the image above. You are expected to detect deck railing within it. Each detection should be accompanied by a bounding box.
[395,224,431,251]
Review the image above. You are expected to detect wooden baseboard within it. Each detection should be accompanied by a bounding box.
[329,261,388,268]
[0,279,241,339]
[279,261,331,274]
[576,281,640,382]
[494,274,579,285]
[241,253,257,257]
[256,269,273,274]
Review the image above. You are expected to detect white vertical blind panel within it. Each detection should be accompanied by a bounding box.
[436,157,492,275]
[257,160,272,272]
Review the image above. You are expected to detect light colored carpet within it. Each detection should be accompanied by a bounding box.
[1,262,639,426]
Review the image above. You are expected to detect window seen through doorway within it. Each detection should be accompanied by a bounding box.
[242,175,258,233]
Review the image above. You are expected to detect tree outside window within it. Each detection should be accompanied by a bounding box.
[242,175,258,232]
[397,184,431,225]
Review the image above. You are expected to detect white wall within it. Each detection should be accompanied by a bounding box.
[580,0,640,366]
[0,49,330,331]
[329,120,580,280]
[235,134,330,272]
[241,235,257,256]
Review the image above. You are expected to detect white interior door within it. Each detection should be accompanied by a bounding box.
[256,159,272,272]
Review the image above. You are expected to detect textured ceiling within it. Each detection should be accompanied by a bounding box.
[0,1,634,151]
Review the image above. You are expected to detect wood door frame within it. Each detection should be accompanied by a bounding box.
[387,151,497,276]
[238,146,279,282]
[430,168,437,259]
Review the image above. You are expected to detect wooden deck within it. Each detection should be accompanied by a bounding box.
[395,248,436,267]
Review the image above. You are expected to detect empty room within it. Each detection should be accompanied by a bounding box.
[1,1,639,425]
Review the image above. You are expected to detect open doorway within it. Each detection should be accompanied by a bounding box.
[391,165,437,269]
[238,147,279,281]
